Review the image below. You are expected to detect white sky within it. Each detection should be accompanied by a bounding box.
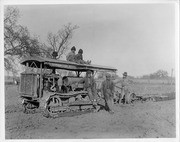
[11,4,175,77]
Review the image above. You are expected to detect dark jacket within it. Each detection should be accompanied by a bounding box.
[101,80,115,100]
[75,53,83,61]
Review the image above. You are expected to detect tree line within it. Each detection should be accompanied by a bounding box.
[97,69,172,80]
[140,70,171,79]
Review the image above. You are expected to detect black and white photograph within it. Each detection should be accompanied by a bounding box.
[1,0,179,141]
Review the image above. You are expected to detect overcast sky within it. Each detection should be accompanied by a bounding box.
[14,4,175,77]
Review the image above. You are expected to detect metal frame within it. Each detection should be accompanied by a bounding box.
[20,57,117,98]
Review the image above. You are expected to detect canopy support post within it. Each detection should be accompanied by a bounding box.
[76,71,81,77]
[39,63,43,98]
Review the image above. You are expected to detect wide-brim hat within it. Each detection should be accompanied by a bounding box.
[86,70,92,74]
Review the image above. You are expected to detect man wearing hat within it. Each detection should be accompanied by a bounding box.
[101,73,115,114]
[78,70,99,112]
[66,46,76,62]
[120,72,131,104]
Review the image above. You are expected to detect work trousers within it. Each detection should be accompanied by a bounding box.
[121,87,130,104]
[87,87,98,105]
[104,94,114,111]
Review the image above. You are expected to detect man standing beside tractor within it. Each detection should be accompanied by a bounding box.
[101,73,115,114]
[119,72,133,104]
[112,72,134,104]
[78,70,99,112]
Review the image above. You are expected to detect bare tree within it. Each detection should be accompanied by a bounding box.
[4,7,42,57]
[4,6,79,76]
[47,23,79,59]
[4,6,43,75]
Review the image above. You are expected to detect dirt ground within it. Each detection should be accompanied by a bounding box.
[5,84,176,139]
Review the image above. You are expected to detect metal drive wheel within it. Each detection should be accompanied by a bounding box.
[23,101,37,113]
[44,95,62,118]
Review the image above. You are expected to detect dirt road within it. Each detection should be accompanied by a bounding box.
[5,85,176,139]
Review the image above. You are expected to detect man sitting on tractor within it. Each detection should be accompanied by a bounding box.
[66,46,76,62]
[61,76,72,93]
[74,49,91,64]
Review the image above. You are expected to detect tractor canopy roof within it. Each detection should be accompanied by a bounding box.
[20,56,117,72]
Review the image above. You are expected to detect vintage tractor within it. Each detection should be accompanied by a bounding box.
[19,56,117,117]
